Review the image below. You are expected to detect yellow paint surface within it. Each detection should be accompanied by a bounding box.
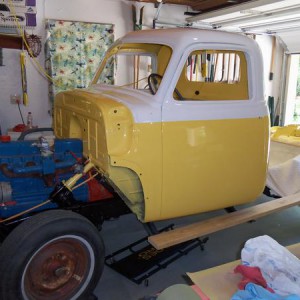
[55,91,269,222]
[160,117,269,220]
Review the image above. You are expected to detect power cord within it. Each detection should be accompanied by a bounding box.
[7,0,57,84]
[17,101,25,125]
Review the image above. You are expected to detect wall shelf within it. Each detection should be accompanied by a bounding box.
[0,34,24,50]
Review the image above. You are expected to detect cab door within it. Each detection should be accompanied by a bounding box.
[160,46,269,220]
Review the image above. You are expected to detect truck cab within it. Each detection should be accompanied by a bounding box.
[54,28,269,223]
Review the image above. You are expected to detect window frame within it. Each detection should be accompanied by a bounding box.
[173,48,250,101]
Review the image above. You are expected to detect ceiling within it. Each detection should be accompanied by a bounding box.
[132,0,300,53]
[187,0,300,53]
[130,0,254,14]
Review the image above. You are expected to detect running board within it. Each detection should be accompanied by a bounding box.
[148,192,300,250]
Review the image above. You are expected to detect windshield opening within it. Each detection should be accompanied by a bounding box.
[92,43,172,92]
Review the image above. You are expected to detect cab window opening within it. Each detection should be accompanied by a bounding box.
[174,50,248,101]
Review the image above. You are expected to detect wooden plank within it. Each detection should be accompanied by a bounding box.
[148,192,300,250]
[269,35,276,80]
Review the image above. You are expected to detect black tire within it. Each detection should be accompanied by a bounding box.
[0,210,105,300]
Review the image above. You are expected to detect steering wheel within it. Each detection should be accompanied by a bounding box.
[148,73,162,95]
[147,73,184,100]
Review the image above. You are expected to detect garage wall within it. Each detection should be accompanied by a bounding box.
[0,0,188,134]
[256,35,284,114]
[0,0,49,135]
[0,0,284,134]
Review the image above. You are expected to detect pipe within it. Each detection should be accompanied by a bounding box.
[0,164,40,178]
[153,0,163,29]
[0,163,74,179]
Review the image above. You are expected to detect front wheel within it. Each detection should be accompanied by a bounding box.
[0,210,105,300]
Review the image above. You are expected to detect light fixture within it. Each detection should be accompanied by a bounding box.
[211,5,300,27]
[186,0,284,22]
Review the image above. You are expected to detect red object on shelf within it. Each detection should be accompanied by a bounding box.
[13,124,27,132]
[0,135,11,142]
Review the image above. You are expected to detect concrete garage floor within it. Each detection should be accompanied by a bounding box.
[93,194,300,300]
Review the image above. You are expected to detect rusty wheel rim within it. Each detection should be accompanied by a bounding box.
[21,235,95,300]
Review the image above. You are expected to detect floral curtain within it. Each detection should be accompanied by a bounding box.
[45,20,114,103]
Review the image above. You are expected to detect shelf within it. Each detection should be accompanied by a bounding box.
[0,33,23,50]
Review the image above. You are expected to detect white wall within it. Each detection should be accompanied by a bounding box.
[44,0,190,37]
[0,48,24,133]
[255,35,284,118]
[0,0,284,134]
[45,0,131,41]
[283,55,298,124]
[0,0,49,134]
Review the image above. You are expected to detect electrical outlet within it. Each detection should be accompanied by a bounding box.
[10,94,21,104]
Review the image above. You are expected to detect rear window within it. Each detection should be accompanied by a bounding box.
[174,50,249,101]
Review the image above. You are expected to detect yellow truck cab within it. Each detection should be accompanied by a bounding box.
[54,28,270,223]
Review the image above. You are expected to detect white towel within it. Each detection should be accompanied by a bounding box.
[267,155,300,197]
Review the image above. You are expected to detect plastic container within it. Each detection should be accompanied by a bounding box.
[0,135,11,143]
[27,112,33,129]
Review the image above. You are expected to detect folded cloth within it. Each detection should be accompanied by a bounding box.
[241,235,300,296]
[231,283,300,300]
[234,265,273,292]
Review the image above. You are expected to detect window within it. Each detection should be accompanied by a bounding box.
[283,54,300,124]
[93,43,172,92]
[174,50,249,101]
[98,52,155,88]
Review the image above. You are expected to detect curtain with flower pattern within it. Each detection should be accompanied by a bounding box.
[45,20,114,103]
